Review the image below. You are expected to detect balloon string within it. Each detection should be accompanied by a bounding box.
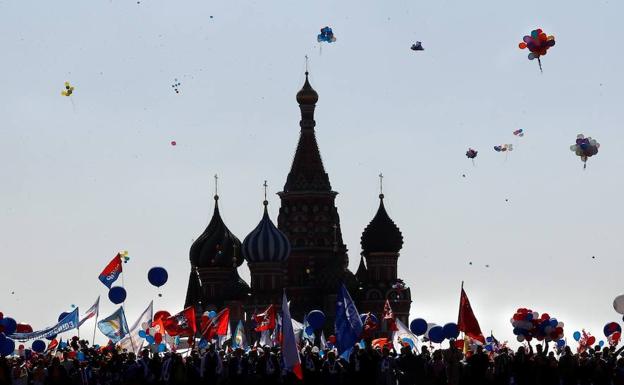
[538,57,543,74]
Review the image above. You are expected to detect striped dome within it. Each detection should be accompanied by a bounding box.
[243,203,291,263]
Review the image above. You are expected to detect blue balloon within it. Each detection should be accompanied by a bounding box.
[208,310,217,319]
[485,344,493,352]
[138,330,147,338]
[148,267,168,288]
[443,323,459,340]
[77,351,85,361]
[0,333,5,343]
[0,338,15,356]
[108,286,127,304]
[599,340,605,347]
[0,318,17,335]
[573,331,581,341]
[307,310,326,330]
[526,313,533,321]
[557,339,566,348]
[146,335,155,344]
[429,326,445,344]
[410,318,428,336]
[32,340,46,353]
[158,343,166,353]
[58,312,70,322]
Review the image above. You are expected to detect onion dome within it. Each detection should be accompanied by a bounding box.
[361,194,403,254]
[243,200,291,263]
[296,72,318,105]
[190,195,244,268]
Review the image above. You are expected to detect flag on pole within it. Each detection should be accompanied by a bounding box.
[231,320,248,351]
[281,291,303,380]
[254,305,276,332]
[302,315,315,344]
[260,330,272,347]
[97,307,129,344]
[320,331,327,350]
[98,254,123,288]
[392,318,420,353]
[78,296,100,327]
[383,299,398,332]
[457,284,485,344]
[201,309,230,341]
[163,307,196,337]
[119,301,153,354]
[335,284,363,356]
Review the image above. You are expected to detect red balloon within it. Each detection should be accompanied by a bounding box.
[328,335,337,344]
[15,323,33,333]
[0,312,3,320]
[154,311,171,321]
[155,333,163,344]
[170,141,177,146]
[587,336,596,345]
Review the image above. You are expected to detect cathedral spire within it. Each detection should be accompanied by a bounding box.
[284,71,330,192]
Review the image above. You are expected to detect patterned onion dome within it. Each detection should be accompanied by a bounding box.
[361,194,404,254]
[190,195,244,268]
[243,201,291,263]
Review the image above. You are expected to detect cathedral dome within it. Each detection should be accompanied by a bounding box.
[243,201,291,263]
[190,196,244,268]
[361,194,404,254]
[296,72,318,105]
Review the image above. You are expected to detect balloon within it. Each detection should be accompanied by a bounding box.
[58,312,70,322]
[155,333,163,345]
[328,335,336,344]
[307,310,326,330]
[428,326,445,344]
[158,343,166,353]
[557,339,566,348]
[31,340,46,353]
[0,318,16,335]
[411,42,424,51]
[0,338,15,356]
[317,26,336,44]
[108,286,127,304]
[61,81,75,97]
[208,310,217,319]
[410,318,428,336]
[599,340,605,347]
[138,330,146,338]
[604,322,621,337]
[518,28,555,71]
[443,323,460,340]
[15,324,32,334]
[146,335,155,344]
[148,267,169,288]
[154,311,171,322]
[587,336,596,346]
[466,148,478,159]
[614,295,624,314]
[573,331,581,341]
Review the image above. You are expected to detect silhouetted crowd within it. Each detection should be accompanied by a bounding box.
[2,340,624,385]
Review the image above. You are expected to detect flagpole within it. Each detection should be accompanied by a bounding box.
[92,312,99,347]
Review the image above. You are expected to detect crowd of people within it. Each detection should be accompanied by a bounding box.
[2,338,624,385]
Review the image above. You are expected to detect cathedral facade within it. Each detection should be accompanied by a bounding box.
[184,73,411,331]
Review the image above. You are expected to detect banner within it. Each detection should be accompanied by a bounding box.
[9,308,79,341]
[98,307,129,344]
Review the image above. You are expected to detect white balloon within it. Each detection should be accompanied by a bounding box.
[613,295,624,314]
[141,322,150,330]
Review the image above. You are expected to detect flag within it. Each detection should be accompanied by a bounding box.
[271,314,283,346]
[290,317,305,346]
[383,300,398,332]
[9,308,79,341]
[302,316,315,344]
[362,312,380,338]
[46,339,58,352]
[320,331,327,350]
[119,301,153,354]
[254,304,276,332]
[392,319,420,353]
[98,254,123,288]
[372,338,390,349]
[97,307,129,344]
[217,321,232,348]
[78,296,100,327]
[231,320,248,351]
[281,291,303,380]
[335,284,363,355]
[201,309,230,340]
[260,330,272,347]
[163,307,196,337]
[457,285,485,344]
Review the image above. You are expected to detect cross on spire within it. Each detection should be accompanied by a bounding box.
[263,180,268,207]
[214,174,219,199]
[305,55,309,74]
[379,173,384,198]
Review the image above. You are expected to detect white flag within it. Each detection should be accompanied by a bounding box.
[392,318,420,353]
[78,296,100,327]
[119,301,153,354]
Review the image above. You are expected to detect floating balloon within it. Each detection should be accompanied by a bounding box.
[0,318,17,335]
[108,286,127,304]
[573,331,581,341]
[443,323,460,340]
[317,27,336,43]
[207,310,217,319]
[410,42,424,51]
[171,79,181,94]
[15,324,32,334]
[466,148,478,161]
[31,340,46,353]
[307,310,326,330]
[428,326,445,344]
[170,141,176,146]
[154,311,171,322]
[61,81,75,96]
[570,134,600,169]
[494,144,513,152]
[410,318,428,336]
[510,308,564,342]
[518,28,555,73]
[604,322,621,337]
[58,312,70,322]
[513,129,525,137]
[148,267,168,288]
[0,338,15,357]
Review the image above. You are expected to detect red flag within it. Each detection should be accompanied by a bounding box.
[361,312,380,338]
[201,309,230,340]
[383,300,398,332]
[163,307,196,337]
[254,305,276,332]
[46,339,58,352]
[457,285,485,344]
[372,338,391,349]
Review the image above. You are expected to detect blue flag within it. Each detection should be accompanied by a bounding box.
[335,284,363,356]
[97,307,129,343]
[9,308,79,341]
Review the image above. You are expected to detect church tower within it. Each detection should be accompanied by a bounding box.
[358,188,411,327]
[277,72,356,321]
[185,191,249,321]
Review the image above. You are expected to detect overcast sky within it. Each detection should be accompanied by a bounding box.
[1,0,623,346]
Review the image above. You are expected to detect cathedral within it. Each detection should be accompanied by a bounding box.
[184,72,411,332]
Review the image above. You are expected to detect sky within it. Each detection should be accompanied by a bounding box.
[1,0,624,347]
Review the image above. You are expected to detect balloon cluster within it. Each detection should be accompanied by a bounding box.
[61,81,75,97]
[171,79,181,94]
[513,129,524,137]
[573,330,595,353]
[410,42,424,51]
[317,27,336,43]
[409,318,459,344]
[466,148,478,159]
[138,311,171,353]
[518,29,555,72]
[570,134,600,169]
[484,336,506,353]
[0,312,16,357]
[119,250,130,264]
[604,322,622,347]
[494,144,513,152]
[510,308,564,343]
